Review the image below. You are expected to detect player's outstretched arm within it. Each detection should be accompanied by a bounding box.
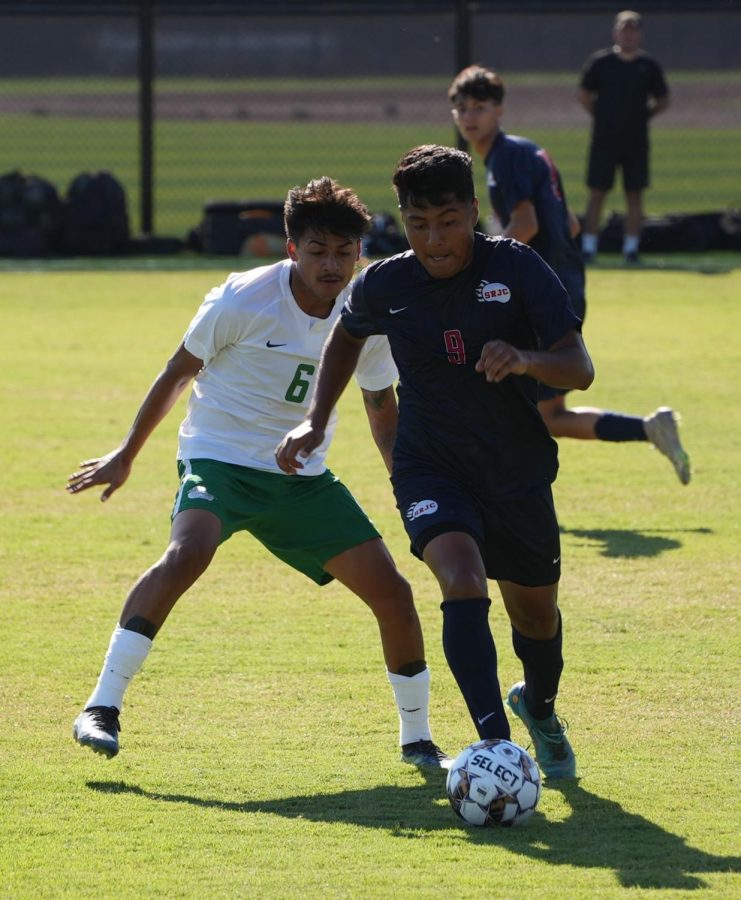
[275,320,364,475]
[475,329,594,390]
[66,343,203,502]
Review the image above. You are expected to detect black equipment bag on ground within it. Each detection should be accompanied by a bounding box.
[0,170,63,256]
[200,201,285,255]
[597,210,741,253]
[362,212,409,255]
[61,171,130,255]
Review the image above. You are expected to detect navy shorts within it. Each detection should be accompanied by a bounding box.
[587,140,649,192]
[392,469,561,587]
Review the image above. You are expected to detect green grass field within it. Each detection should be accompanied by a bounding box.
[1,73,739,236]
[1,262,740,897]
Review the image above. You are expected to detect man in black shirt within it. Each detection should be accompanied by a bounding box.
[277,145,595,779]
[579,10,670,263]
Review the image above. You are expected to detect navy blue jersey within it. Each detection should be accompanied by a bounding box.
[580,49,669,147]
[485,131,585,317]
[342,233,582,499]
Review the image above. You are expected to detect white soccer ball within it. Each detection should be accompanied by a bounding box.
[445,738,542,827]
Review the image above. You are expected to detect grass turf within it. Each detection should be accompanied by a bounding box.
[1,263,740,896]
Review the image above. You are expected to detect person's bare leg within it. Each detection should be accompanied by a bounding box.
[119,509,222,636]
[325,537,423,673]
[73,509,222,757]
[583,188,607,236]
[538,395,602,440]
[623,189,643,242]
[623,189,643,259]
[325,537,449,765]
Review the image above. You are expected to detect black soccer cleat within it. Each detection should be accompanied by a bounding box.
[73,705,121,759]
[401,739,452,770]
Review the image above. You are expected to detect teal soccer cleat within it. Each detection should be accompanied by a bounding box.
[506,682,576,779]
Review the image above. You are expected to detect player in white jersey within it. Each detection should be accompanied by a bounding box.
[67,177,450,769]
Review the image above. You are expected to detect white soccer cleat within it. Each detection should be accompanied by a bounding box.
[643,407,691,485]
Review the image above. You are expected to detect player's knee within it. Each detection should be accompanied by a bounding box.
[159,538,215,584]
[364,574,416,621]
[510,605,559,640]
[434,564,488,599]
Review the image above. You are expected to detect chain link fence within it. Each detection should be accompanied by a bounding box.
[1,1,739,248]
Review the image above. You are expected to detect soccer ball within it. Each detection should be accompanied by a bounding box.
[445,738,541,827]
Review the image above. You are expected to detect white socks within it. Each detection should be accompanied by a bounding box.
[85,625,153,712]
[387,667,432,746]
[582,233,598,255]
[623,235,640,255]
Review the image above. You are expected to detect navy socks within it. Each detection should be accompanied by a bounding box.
[511,613,564,720]
[441,597,510,740]
[594,412,647,442]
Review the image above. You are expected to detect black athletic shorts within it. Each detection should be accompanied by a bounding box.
[587,140,649,192]
[392,469,561,587]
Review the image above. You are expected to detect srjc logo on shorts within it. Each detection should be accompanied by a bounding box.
[406,499,438,520]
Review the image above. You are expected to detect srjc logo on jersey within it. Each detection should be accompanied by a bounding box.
[406,499,438,521]
[476,281,511,304]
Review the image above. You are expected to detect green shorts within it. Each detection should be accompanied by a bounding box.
[173,459,380,585]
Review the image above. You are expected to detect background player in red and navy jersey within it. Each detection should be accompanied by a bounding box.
[449,65,690,485]
[579,9,670,263]
[277,144,595,778]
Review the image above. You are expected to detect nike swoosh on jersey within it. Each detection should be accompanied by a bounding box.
[266,340,287,348]
[389,306,408,315]
[477,711,496,725]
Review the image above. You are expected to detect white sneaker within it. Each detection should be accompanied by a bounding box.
[643,407,691,485]
[73,706,121,758]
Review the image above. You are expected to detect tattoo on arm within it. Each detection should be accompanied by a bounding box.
[362,387,392,411]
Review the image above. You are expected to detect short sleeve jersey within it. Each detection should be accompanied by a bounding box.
[179,259,397,475]
[485,132,585,313]
[341,234,581,499]
[580,49,669,146]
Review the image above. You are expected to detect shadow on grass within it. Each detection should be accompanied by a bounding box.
[560,525,713,559]
[89,776,739,890]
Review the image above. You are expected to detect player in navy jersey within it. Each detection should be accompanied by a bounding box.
[579,10,670,263]
[277,145,596,778]
[449,65,690,485]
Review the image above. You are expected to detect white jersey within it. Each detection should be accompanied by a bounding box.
[178,259,397,476]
